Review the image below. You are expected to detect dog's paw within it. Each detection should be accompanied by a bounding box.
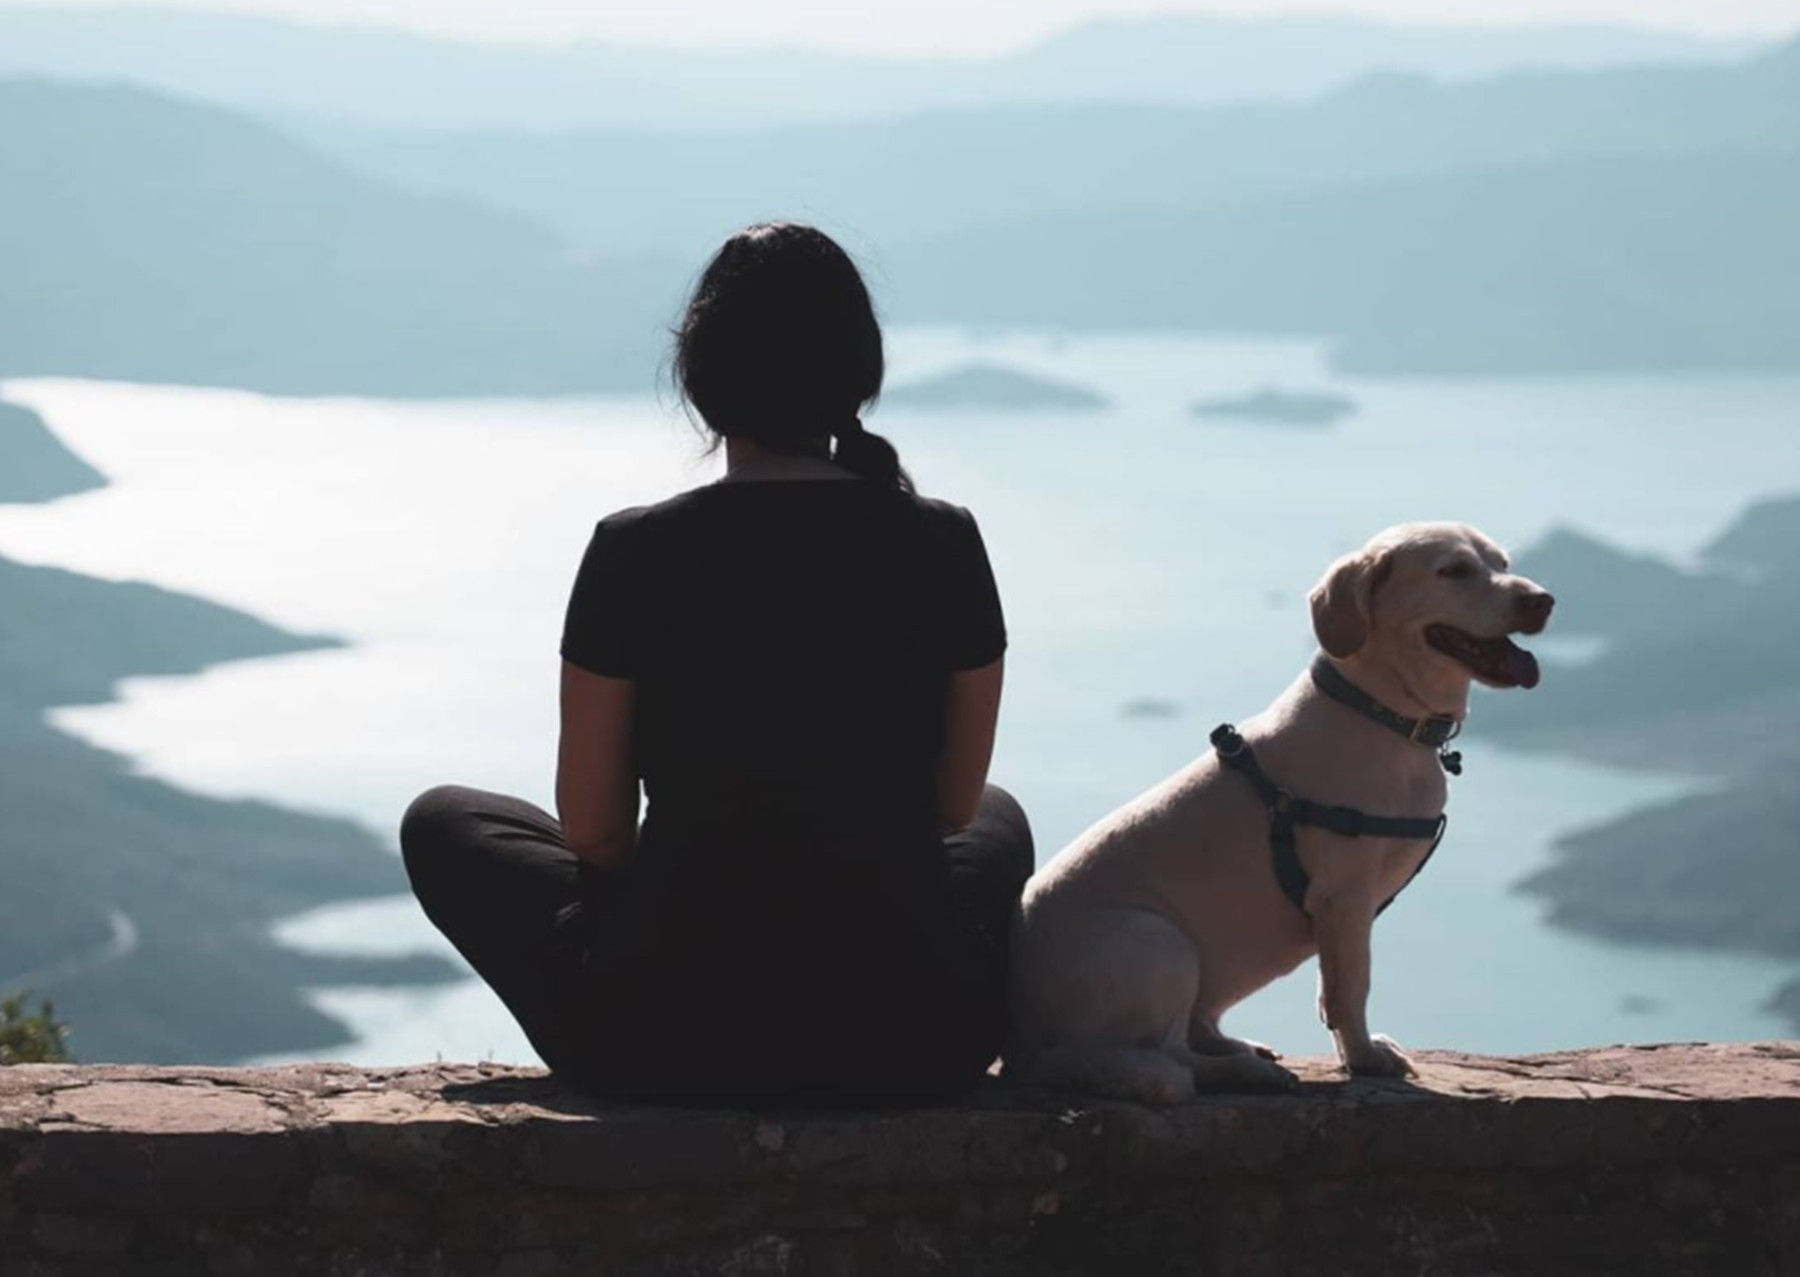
[1200,1053,1299,1094]
[1191,1033,1283,1061]
[1369,1032,1419,1077]
[1343,1033,1417,1079]
[1243,1055,1300,1093]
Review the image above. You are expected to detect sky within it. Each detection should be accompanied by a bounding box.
[14,0,1800,54]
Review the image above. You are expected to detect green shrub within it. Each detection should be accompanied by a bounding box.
[0,991,73,1064]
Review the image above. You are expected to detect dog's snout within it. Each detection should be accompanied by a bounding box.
[1516,590,1555,633]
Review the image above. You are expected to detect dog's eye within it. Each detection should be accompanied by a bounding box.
[1438,562,1476,580]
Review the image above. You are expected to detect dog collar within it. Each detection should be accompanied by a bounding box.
[1309,655,1464,775]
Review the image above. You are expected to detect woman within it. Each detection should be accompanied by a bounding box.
[399,222,1033,1105]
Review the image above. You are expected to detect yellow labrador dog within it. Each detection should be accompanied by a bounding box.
[1005,521,1553,1104]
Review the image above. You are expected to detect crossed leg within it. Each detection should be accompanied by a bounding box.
[397,784,605,1082]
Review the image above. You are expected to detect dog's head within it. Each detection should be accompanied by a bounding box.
[1309,522,1554,696]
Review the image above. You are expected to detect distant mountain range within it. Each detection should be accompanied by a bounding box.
[897,147,1800,375]
[293,40,1800,259]
[1,28,1797,392]
[0,80,682,396]
[287,37,1800,375]
[0,7,1763,130]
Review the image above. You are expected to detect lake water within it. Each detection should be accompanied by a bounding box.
[3,327,1797,1067]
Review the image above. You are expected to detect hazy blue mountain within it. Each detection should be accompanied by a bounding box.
[1513,527,1746,639]
[1488,499,1800,1025]
[1484,496,1800,765]
[0,549,463,1062]
[0,399,104,502]
[892,148,1800,375]
[1704,492,1800,574]
[0,7,1761,131]
[8,39,1799,392]
[1007,15,1761,106]
[1517,781,1800,959]
[291,39,1800,259]
[0,79,681,396]
[279,36,1800,375]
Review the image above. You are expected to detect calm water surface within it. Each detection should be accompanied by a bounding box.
[2,327,1796,1066]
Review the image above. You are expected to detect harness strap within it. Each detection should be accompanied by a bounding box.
[1211,723,1447,919]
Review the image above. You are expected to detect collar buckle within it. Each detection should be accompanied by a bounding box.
[1410,715,1459,747]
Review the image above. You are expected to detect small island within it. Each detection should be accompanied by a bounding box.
[881,362,1109,412]
[1190,387,1358,427]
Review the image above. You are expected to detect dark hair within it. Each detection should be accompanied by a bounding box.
[674,221,911,490]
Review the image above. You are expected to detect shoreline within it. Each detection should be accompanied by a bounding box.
[0,394,464,1064]
[1491,506,1800,1034]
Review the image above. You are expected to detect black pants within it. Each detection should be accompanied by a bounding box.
[399,783,1033,1104]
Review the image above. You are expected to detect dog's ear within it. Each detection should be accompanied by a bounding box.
[1310,548,1380,658]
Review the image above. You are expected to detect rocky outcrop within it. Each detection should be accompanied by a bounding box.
[2,1042,1798,1275]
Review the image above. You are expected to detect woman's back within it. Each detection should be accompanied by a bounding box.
[559,478,1009,1097]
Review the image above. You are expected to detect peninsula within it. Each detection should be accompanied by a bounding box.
[1485,496,1800,1031]
[0,399,462,1063]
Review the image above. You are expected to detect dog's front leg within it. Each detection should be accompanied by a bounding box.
[1311,892,1416,1078]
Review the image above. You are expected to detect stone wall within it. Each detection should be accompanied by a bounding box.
[2,1042,1797,1276]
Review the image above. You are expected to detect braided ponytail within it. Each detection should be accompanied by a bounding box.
[831,415,912,492]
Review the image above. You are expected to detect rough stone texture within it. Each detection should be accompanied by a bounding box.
[1,1042,1797,1275]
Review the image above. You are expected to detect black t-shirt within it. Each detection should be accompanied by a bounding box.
[558,477,1006,1089]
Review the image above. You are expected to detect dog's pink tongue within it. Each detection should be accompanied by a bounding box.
[1501,641,1541,690]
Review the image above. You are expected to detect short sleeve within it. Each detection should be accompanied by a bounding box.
[559,514,642,678]
[941,505,1007,670]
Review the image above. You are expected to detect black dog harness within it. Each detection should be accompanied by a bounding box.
[1211,657,1461,919]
